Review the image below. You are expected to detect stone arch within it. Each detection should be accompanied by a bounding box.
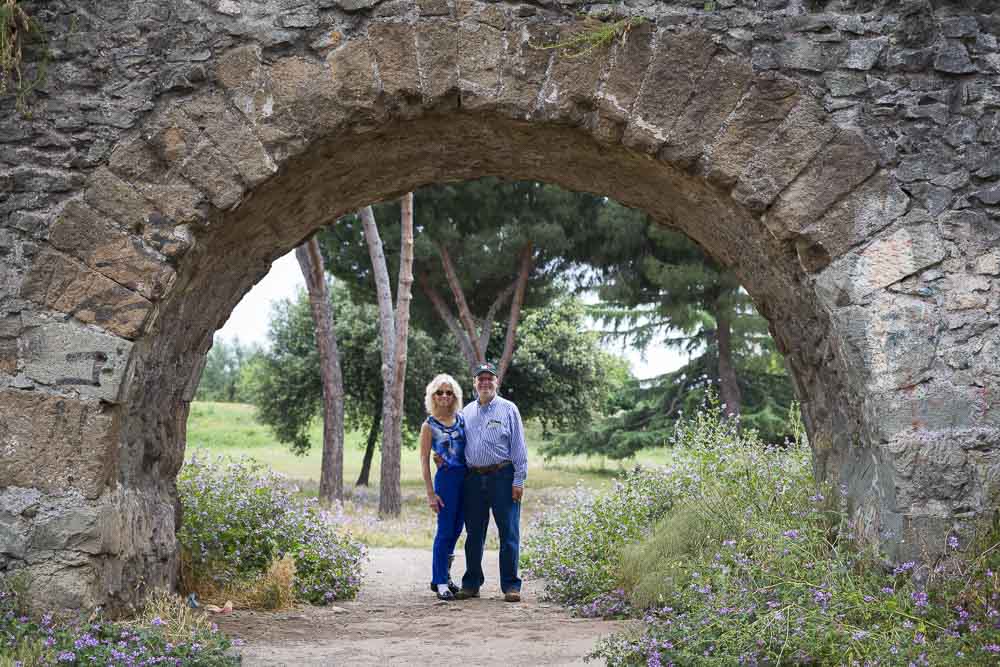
[2,0,998,613]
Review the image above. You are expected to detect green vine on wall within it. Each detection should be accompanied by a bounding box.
[0,0,48,111]
[532,16,646,59]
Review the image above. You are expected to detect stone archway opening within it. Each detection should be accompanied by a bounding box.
[4,2,997,615]
[101,109,869,615]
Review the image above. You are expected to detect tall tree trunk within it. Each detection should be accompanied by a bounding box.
[713,298,742,418]
[356,403,381,487]
[360,205,398,516]
[381,192,415,517]
[360,198,415,518]
[295,236,345,503]
[497,242,533,381]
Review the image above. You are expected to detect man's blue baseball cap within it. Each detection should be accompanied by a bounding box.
[473,362,498,377]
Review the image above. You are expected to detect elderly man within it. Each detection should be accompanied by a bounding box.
[456,361,528,602]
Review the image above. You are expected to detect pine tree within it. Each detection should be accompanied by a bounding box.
[547,202,797,458]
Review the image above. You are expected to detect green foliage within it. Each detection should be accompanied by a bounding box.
[559,203,799,456]
[497,297,630,430]
[177,456,365,604]
[320,178,611,345]
[532,16,646,59]
[195,337,260,403]
[0,581,236,665]
[0,0,48,112]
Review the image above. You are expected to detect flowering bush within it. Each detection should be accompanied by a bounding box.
[0,586,236,666]
[177,456,365,604]
[529,398,1000,665]
[522,463,701,607]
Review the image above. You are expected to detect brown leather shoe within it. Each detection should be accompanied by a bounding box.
[503,591,521,603]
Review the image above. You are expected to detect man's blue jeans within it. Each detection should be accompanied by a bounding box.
[461,464,521,593]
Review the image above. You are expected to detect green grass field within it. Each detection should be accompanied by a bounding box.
[185,401,669,548]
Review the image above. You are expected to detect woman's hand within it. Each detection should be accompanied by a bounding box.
[428,493,444,514]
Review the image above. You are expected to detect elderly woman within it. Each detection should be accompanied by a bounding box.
[419,373,467,601]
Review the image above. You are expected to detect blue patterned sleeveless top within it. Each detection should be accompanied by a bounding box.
[427,414,467,469]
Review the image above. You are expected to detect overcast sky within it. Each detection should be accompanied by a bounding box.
[215,251,688,379]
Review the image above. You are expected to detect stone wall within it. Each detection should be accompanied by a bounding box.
[1,0,998,613]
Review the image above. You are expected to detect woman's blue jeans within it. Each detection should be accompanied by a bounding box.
[461,464,521,593]
[431,465,465,585]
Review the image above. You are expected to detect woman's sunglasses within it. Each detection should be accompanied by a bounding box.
[435,390,454,396]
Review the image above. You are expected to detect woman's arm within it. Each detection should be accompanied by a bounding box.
[419,423,443,513]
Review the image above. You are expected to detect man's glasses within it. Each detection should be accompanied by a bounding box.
[435,390,454,396]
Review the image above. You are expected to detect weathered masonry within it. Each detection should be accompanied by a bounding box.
[1,0,998,614]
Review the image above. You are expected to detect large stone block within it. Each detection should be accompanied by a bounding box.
[32,504,107,554]
[794,172,910,272]
[415,21,460,104]
[20,248,153,339]
[326,43,379,106]
[659,53,753,169]
[835,292,939,393]
[706,72,801,188]
[815,212,947,308]
[49,200,175,300]
[732,96,837,212]
[84,167,155,233]
[593,19,655,143]
[23,560,102,611]
[764,129,879,241]
[623,30,717,155]
[0,391,120,499]
[536,21,612,125]
[457,23,503,110]
[178,140,245,210]
[215,44,264,96]
[496,22,557,117]
[369,21,421,100]
[19,314,133,402]
[183,95,277,188]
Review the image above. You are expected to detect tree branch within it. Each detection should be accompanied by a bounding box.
[438,243,484,363]
[497,242,533,381]
[479,282,515,358]
[417,272,479,369]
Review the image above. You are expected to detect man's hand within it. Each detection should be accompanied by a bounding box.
[428,493,444,513]
[432,452,444,469]
[512,486,523,503]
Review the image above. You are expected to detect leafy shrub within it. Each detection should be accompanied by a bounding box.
[177,455,365,605]
[0,584,237,666]
[522,463,701,607]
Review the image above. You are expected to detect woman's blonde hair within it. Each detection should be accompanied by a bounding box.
[424,373,463,415]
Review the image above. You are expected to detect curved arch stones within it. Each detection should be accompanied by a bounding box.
[1,0,999,613]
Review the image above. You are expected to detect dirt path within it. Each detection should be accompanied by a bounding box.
[216,547,627,666]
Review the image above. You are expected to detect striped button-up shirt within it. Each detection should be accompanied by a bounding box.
[461,395,528,488]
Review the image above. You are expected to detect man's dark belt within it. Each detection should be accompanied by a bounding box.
[467,461,512,475]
